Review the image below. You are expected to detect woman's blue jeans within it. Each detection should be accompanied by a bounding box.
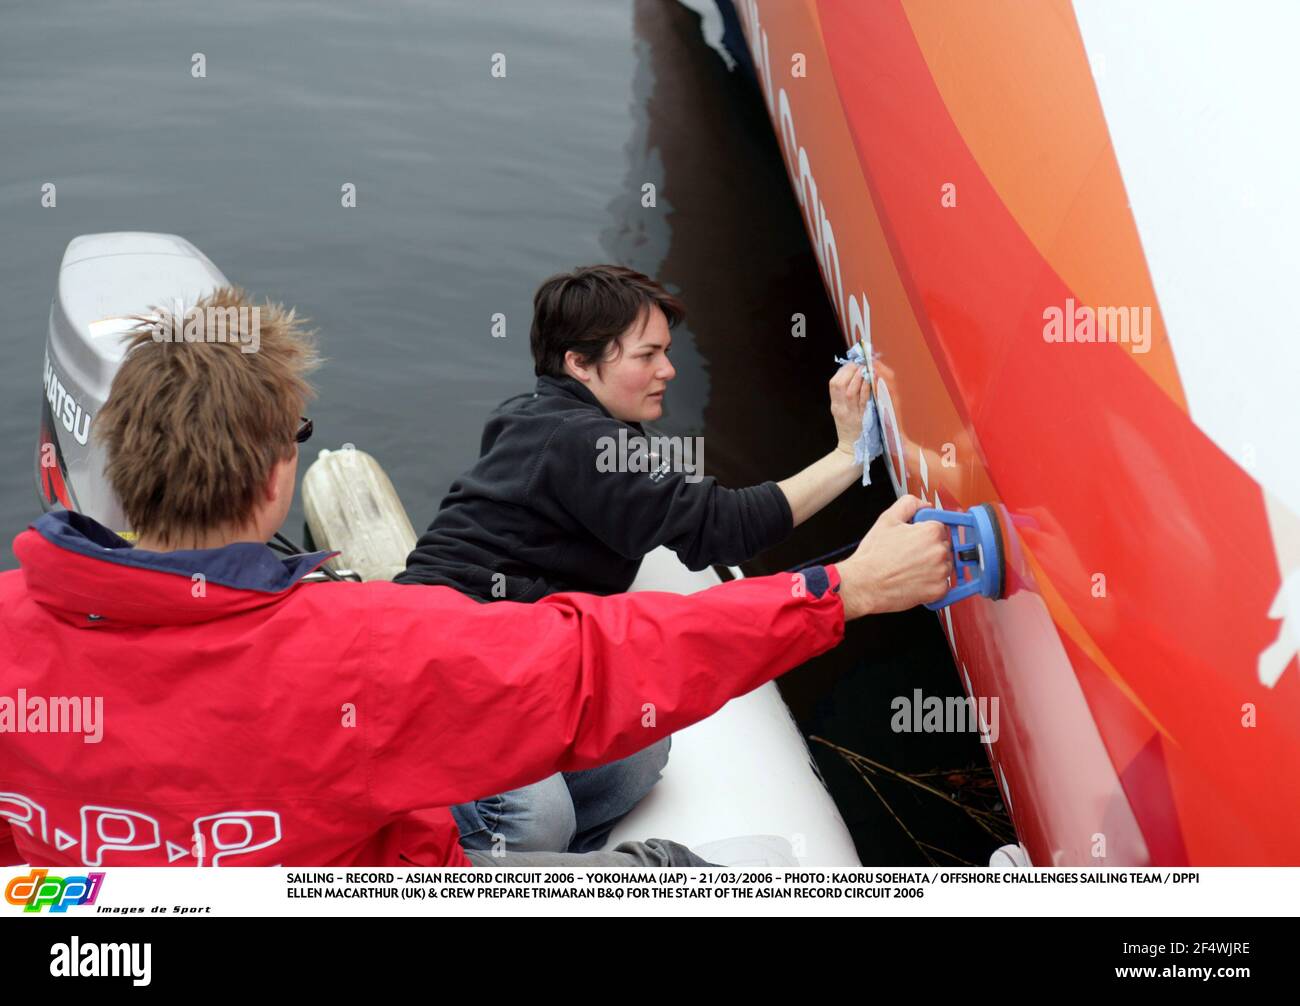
[451,736,671,854]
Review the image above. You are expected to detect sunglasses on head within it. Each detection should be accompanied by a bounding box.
[295,417,313,444]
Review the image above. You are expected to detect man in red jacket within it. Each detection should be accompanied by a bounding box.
[0,289,951,868]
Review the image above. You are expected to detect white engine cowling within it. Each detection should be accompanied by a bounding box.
[37,232,230,535]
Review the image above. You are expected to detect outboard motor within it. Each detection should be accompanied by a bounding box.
[36,232,230,536]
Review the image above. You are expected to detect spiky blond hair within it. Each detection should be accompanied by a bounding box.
[95,286,320,545]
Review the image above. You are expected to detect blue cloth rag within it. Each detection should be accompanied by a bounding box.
[834,344,883,486]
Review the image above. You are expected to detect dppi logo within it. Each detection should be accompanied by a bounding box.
[5,869,104,913]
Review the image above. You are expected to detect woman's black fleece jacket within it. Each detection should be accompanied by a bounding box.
[395,374,793,601]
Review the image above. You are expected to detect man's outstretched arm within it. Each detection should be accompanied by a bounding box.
[364,494,950,816]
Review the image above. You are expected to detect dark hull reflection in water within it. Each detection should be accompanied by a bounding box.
[620,0,1009,866]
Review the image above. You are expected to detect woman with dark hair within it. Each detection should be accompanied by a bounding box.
[398,264,873,854]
